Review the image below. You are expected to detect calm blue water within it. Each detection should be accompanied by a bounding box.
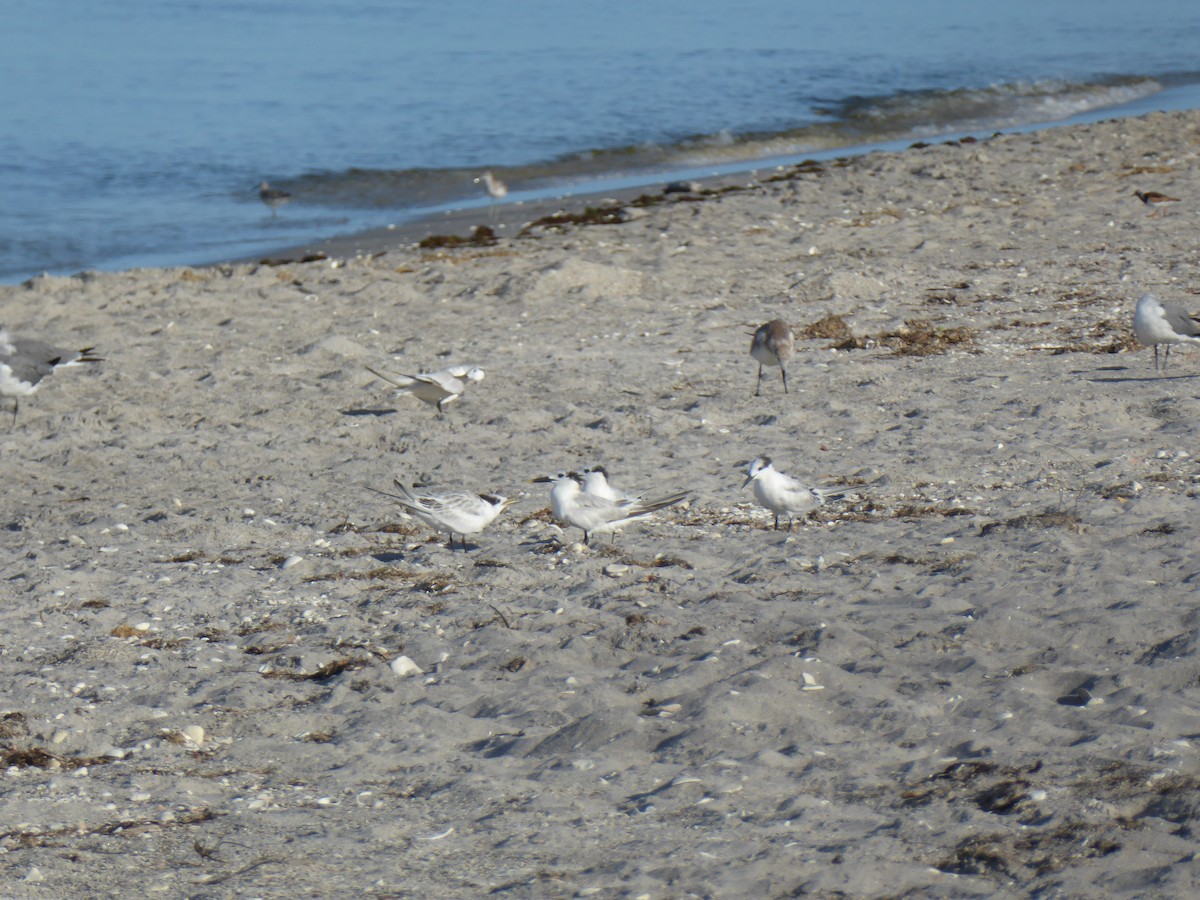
[3,0,1200,283]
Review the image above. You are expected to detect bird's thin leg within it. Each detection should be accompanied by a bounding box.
[755,364,763,397]
[780,366,789,395]
[1165,345,1172,370]
[772,514,780,531]
[583,530,591,545]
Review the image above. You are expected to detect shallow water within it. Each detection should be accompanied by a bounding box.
[3,0,1199,282]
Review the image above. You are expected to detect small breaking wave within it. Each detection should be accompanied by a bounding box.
[281,76,1164,213]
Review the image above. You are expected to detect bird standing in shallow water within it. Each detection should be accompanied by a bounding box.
[475,171,508,222]
[1132,292,1200,370]
[750,319,793,396]
[741,456,846,531]
[0,327,102,425]
[1133,190,1179,217]
[258,181,291,216]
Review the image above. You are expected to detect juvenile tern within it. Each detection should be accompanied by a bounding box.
[0,327,102,424]
[750,319,793,396]
[531,472,689,545]
[1132,292,1200,370]
[372,479,514,550]
[367,364,485,413]
[741,456,846,531]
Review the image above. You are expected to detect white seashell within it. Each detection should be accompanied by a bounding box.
[280,555,304,570]
[390,655,424,678]
[181,725,205,746]
[25,867,44,883]
[604,564,629,577]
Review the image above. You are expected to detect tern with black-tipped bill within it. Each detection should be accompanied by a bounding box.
[367,364,485,413]
[578,466,638,502]
[741,456,846,531]
[532,472,689,545]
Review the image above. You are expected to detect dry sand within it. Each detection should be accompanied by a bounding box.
[3,109,1200,898]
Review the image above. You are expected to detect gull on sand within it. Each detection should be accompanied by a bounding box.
[0,327,102,424]
[532,472,689,545]
[366,364,485,413]
[1132,292,1200,370]
[372,479,514,550]
[741,456,847,531]
[750,319,793,396]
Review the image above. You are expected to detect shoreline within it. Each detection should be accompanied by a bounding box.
[237,82,1200,272]
[4,108,1200,896]
[245,170,761,266]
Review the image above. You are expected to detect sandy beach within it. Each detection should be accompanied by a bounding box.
[4,109,1200,898]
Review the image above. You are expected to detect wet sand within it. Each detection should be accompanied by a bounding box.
[3,109,1200,897]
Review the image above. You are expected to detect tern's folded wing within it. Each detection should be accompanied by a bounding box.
[366,366,419,390]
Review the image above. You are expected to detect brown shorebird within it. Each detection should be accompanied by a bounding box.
[1133,190,1179,217]
[749,319,794,396]
[474,170,508,222]
[258,181,291,216]
[0,327,102,425]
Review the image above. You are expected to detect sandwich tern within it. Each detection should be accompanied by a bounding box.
[578,465,637,502]
[367,364,485,413]
[741,456,846,531]
[531,471,689,545]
